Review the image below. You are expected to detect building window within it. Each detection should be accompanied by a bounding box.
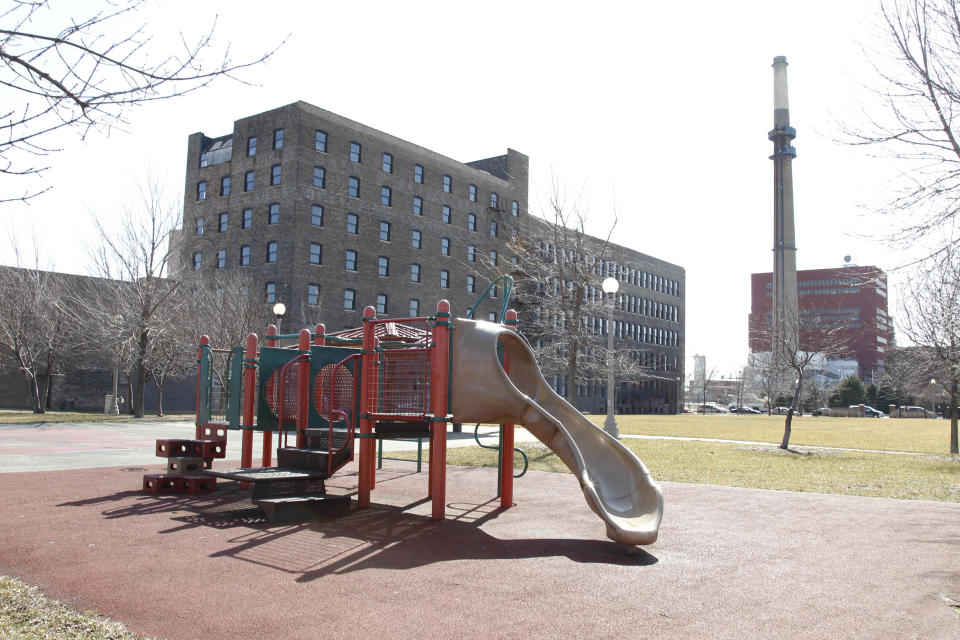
[467,275,475,293]
[218,212,228,232]
[217,249,226,269]
[240,245,250,266]
[268,203,279,225]
[440,269,449,288]
[490,283,498,298]
[382,153,393,173]
[381,185,391,207]
[468,213,476,231]
[311,204,324,227]
[266,241,278,263]
[199,152,208,168]
[244,171,254,191]
[378,256,389,277]
[313,166,325,188]
[266,282,276,303]
[512,200,519,216]
[349,176,360,198]
[442,205,451,224]
[315,130,327,152]
[412,229,421,249]
[411,263,421,282]
[192,252,202,271]
[489,250,498,266]
[247,136,257,156]
[308,284,320,306]
[350,141,361,163]
[346,213,358,234]
[220,176,231,196]
[309,242,322,265]
[467,245,476,262]
[195,217,204,236]
[490,192,499,209]
[409,299,419,316]
[441,237,450,256]
[271,164,282,186]
[241,208,252,229]
[376,294,388,315]
[197,181,207,201]
[345,250,357,271]
[414,164,423,183]
[344,289,355,310]
[413,196,422,215]
[443,174,452,193]
[273,128,284,150]
[380,221,391,242]
[490,220,498,237]
[469,184,477,202]
[488,312,496,322]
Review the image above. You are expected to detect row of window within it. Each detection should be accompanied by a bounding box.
[539,242,681,297]
[195,202,506,242]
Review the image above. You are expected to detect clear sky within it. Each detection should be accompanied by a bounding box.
[0,0,915,380]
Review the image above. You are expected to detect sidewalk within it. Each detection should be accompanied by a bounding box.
[0,420,539,473]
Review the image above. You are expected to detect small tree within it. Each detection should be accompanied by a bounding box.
[830,375,866,407]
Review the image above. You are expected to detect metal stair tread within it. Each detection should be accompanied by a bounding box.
[204,466,329,482]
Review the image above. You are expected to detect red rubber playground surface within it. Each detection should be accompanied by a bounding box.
[1,454,959,640]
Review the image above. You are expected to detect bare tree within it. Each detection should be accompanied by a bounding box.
[844,0,960,255]
[0,239,67,412]
[898,249,960,453]
[0,0,283,202]
[68,180,182,417]
[506,186,663,409]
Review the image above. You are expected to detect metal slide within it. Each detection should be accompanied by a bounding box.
[451,319,663,546]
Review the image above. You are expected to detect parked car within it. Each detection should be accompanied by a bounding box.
[733,406,762,414]
[771,406,791,414]
[851,405,887,418]
[812,407,833,416]
[900,405,936,418]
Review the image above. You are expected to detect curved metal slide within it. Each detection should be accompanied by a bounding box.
[451,319,663,546]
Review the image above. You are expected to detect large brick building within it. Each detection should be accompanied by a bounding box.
[749,265,893,381]
[170,102,685,413]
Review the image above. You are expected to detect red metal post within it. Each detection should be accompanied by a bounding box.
[358,306,377,508]
[430,300,452,520]
[262,325,278,466]
[296,329,311,448]
[195,335,210,440]
[314,323,326,346]
[241,333,258,470]
[369,335,380,491]
[501,309,518,508]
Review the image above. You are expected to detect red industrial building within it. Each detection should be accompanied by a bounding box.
[749,265,894,382]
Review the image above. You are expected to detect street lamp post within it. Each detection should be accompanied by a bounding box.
[273,302,286,335]
[602,276,619,438]
[110,314,122,415]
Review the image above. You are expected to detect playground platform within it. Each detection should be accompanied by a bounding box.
[1,458,958,639]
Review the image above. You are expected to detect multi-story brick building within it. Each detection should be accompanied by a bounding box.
[170,102,685,413]
[749,265,893,381]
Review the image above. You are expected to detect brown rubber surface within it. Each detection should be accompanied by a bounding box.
[1,460,958,640]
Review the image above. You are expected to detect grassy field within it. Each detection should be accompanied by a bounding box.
[0,410,193,425]
[396,414,960,502]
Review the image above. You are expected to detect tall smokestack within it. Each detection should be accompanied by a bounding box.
[769,56,799,361]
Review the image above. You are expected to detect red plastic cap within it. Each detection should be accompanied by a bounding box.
[505,309,518,322]
[267,324,278,336]
[363,306,377,319]
[199,335,210,345]
[436,299,451,314]
[315,323,325,334]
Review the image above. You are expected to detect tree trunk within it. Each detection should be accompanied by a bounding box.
[135,329,148,418]
[951,377,958,455]
[43,349,55,411]
[780,374,803,449]
[26,372,43,414]
[155,377,164,417]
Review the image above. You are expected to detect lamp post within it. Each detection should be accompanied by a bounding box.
[931,378,938,417]
[602,276,619,438]
[272,302,286,335]
[110,314,122,415]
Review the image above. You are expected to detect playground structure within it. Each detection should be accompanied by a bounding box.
[144,286,663,546]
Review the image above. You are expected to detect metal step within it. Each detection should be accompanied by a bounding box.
[303,428,351,451]
[253,494,351,524]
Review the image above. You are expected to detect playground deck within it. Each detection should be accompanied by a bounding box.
[1,459,958,640]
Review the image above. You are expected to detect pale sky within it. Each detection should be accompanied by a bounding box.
[0,0,916,379]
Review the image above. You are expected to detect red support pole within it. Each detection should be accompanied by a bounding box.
[358,306,377,508]
[314,323,326,346]
[296,329,311,448]
[262,325,278,466]
[430,300,452,520]
[195,335,210,440]
[369,335,379,491]
[501,309,518,508]
[241,333,258,470]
